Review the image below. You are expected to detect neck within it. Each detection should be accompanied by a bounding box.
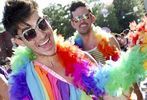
[80,29,98,50]
[35,53,59,69]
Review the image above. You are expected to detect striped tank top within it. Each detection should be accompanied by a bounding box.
[87,47,106,64]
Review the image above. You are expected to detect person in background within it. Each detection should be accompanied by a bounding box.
[3,0,145,100]
[122,29,129,37]
[115,33,129,52]
[69,1,120,64]
[69,1,128,100]
[2,0,101,99]
[69,1,143,100]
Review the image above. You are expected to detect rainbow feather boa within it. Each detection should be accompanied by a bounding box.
[9,34,147,99]
[73,26,120,61]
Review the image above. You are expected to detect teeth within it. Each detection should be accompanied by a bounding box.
[39,39,49,46]
[80,24,87,27]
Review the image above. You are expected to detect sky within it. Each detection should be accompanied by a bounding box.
[0,0,73,24]
[0,0,6,23]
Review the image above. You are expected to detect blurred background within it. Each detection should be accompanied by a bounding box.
[0,0,147,37]
[0,0,147,99]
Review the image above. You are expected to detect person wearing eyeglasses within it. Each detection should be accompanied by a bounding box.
[2,0,146,100]
[2,0,105,99]
[69,1,142,100]
[70,1,121,64]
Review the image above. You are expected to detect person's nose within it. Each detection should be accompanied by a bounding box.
[35,30,46,41]
[80,18,86,23]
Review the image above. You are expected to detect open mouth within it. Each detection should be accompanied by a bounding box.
[80,23,88,28]
[39,38,50,46]
[38,34,52,48]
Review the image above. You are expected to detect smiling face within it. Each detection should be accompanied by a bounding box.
[71,7,95,35]
[16,11,56,57]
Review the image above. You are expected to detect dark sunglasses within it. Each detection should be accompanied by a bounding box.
[72,12,90,23]
[20,16,50,41]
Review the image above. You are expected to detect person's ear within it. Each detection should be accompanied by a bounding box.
[71,20,76,29]
[90,13,96,23]
[13,37,25,46]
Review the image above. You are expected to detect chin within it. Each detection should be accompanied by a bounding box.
[35,49,56,57]
[45,48,56,56]
[80,32,89,35]
[38,52,55,57]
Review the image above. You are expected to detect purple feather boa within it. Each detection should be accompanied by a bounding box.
[72,59,106,97]
[9,68,32,100]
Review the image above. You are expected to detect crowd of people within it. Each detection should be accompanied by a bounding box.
[0,0,146,100]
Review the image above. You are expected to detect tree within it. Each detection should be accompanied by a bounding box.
[0,27,3,32]
[43,4,74,39]
[113,0,145,33]
[0,26,4,33]
[92,3,121,33]
[42,0,146,38]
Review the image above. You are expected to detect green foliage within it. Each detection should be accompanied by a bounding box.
[42,0,145,38]
[93,3,121,33]
[43,4,74,39]
[113,0,145,33]
[0,26,4,33]
[0,27,3,31]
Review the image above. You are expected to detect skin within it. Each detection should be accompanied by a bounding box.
[16,11,56,57]
[71,7,94,35]
[15,11,76,84]
[14,10,98,88]
[131,83,143,100]
[14,10,101,90]
[71,7,120,51]
[70,6,144,100]
[0,74,9,100]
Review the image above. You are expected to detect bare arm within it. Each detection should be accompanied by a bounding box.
[133,83,143,100]
[0,74,9,100]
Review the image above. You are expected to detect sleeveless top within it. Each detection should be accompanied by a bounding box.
[74,26,120,63]
[87,47,106,64]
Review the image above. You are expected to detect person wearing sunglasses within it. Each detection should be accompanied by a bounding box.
[3,0,145,100]
[70,1,145,100]
[2,0,104,99]
[70,1,121,64]
[69,1,139,100]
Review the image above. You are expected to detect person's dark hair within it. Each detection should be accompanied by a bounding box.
[115,34,121,38]
[2,0,38,37]
[120,33,125,37]
[122,29,129,35]
[69,1,91,18]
